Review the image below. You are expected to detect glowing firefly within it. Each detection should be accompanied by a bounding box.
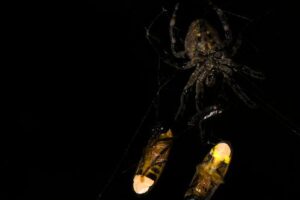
[133,128,173,194]
[185,142,232,200]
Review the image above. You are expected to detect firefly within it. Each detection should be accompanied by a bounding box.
[184,142,232,200]
[133,127,173,194]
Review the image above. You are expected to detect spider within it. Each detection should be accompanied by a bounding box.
[162,2,264,122]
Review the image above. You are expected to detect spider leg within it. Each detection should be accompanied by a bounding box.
[181,61,198,70]
[169,3,186,58]
[230,35,242,56]
[189,105,224,125]
[144,7,186,70]
[163,55,197,70]
[175,66,204,120]
[175,89,188,121]
[195,74,206,114]
[205,68,219,87]
[145,27,182,70]
[146,26,195,71]
[201,105,224,121]
[239,65,265,80]
[189,105,224,144]
[218,58,265,80]
[209,2,232,46]
[223,73,257,108]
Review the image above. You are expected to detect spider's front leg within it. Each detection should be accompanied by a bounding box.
[209,1,232,46]
[146,25,195,71]
[169,3,186,59]
[144,7,186,70]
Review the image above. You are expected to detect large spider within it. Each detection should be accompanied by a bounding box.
[162,3,264,121]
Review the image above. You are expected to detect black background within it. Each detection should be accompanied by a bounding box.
[3,0,300,200]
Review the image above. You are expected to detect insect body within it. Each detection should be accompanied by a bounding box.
[133,127,173,194]
[185,142,232,200]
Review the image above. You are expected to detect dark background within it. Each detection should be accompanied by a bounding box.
[3,0,300,200]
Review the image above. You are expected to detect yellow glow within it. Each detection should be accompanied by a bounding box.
[212,142,231,164]
[133,175,154,194]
